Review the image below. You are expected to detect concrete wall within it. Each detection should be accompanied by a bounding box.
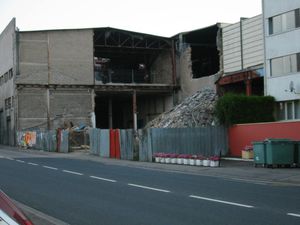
[177,47,216,102]
[0,18,16,145]
[138,95,173,126]
[17,29,94,85]
[50,88,93,128]
[18,87,93,130]
[150,50,173,84]
[17,88,48,130]
[263,0,300,101]
[222,15,264,73]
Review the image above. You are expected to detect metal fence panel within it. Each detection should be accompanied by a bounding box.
[60,130,69,153]
[120,129,134,160]
[48,130,57,152]
[138,129,153,162]
[35,131,44,150]
[89,129,99,155]
[16,126,227,160]
[149,126,228,158]
[99,129,110,158]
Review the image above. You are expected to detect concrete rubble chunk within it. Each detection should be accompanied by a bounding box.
[146,88,218,128]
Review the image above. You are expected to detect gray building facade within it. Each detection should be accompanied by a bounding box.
[0,18,178,145]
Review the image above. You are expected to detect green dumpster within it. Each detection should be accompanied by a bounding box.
[294,141,300,166]
[253,141,266,167]
[265,139,294,166]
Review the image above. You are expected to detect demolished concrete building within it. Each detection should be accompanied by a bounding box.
[0,18,226,146]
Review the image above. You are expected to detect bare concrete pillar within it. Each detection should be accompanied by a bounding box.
[108,97,113,129]
[133,90,137,132]
[46,88,50,129]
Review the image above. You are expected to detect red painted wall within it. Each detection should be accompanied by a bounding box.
[229,121,300,157]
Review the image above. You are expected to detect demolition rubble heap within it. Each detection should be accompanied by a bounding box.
[146,88,218,128]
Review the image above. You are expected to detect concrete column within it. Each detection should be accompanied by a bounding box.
[246,79,252,96]
[108,97,113,129]
[133,90,137,132]
[46,88,51,129]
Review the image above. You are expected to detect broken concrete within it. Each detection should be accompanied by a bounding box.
[146,88,218,128]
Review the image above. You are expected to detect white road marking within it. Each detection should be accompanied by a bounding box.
[28,162,38,166]
[189,195,254,208]
[6,157,14,161]
[90,176,116,183]
[16,160,25,163]
[62,170,83,176]
[287,213,300,218]
[128,183,171,193]
[43,166,58,170]
[0,155,3,158]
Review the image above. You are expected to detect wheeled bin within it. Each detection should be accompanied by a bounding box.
[253,141,266,167]
[264,139,294,167]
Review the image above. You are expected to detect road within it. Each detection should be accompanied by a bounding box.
[0,148,300,225]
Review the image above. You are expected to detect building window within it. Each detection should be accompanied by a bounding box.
[9,69,13,79]
[277,102,285,120]
[270,53,300,76]
[296,9,300,27]
[277,100,300,120]
[287,101,293,120]
[295,100,300,119]
[269,9,300,35]
[5,98,11,110]
[4,72,8,83]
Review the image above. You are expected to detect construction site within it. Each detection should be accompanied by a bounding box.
[0,18,224,146]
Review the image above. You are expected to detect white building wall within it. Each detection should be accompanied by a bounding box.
[242,15,264,68]
[223,23,242,73]
[263,0,300,18]
[263,0,300,101]
[222,15,264,74]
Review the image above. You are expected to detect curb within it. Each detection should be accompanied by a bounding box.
[14,200,70,225]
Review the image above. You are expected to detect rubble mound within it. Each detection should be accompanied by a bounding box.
[146,88,218,128]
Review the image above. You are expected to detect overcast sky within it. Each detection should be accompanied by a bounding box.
[0,0,262,37]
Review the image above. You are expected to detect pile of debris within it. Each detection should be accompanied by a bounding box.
[146,88,218,128]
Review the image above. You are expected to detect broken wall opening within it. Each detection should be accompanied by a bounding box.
[181,25,220,79]
[93,28,173,84]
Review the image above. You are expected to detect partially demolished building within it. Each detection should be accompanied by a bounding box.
[174,24,224,101]
[216,15,265,96]
[0,18,226,145]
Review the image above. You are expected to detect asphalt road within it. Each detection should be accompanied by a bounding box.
[0,150,300,225]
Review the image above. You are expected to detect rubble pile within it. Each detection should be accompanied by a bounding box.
[146,88,218,128]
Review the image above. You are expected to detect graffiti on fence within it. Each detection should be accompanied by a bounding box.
[18,131,37,148]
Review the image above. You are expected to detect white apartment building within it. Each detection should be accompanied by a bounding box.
[263,0,300,120]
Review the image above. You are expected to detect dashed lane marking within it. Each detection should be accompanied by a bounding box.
[16,160,25,163]
[287,213,300,218]
[62,170,83,176]
[189,195,254,208]
[6,157,14,160]
[128,183,171,193]
[90,176,117,183]
[43,166,58,170]
[28,162,39,166]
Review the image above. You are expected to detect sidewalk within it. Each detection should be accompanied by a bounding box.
[1,145,300,186]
